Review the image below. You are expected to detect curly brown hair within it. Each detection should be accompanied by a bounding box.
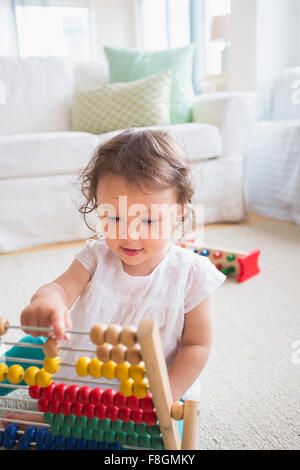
[78,128,196,237]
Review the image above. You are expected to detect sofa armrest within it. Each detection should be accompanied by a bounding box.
[192,92,257,159]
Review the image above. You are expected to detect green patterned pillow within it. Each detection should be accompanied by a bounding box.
[72,70,172,135]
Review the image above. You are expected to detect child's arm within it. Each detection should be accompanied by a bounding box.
[168,296,212,401]
[20,259,91,340]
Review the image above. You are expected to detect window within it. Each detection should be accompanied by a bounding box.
[12,1,91,60]
[205,0,231,75]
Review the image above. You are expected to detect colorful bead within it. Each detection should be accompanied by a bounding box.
[28,385,41,399]
[102,360,117,379]
[200,249,209,256]
[43,357,61,374]
[71,426,82,439]
[118,407,131,423]
[216,264,223,271]
[90,324,107,345]
[120,378,134,397]
[133,378,149,399]
[37,398,49,413]
[120,326,138,348]
[41,383,56,401]
[71,402,84,417]
[88,358,102,378]
[54,383,67,402]
[43,338,61,358]
[143,411,157,426]
[61,425,72,438]
[96,343,112,362]
[95,404,107,420]
[140,393,154,412]
[114,391,128,409]
[107,405,119,421]
[104,430,116,444]
[90,387,104,406]
[213,251,222,259]
[78,386,92,405]
[111,344,127,364]
[65,415,76,427]
[127,395,140,410]
[127,432,139,447]
[75,357,91,377]
[129,362,146,383]
[65,384,80,403]
[60,400,72,416]
[115,361,130,381]
[0,363,8,381]
[23,366,39,386]
[98,418,110,431]
[88,417,99,431]
[111,419,123,433]
[227,253,236,262]
[36,368,52,388]
[102,389,116,407]
[93,429,104,442]
[76,416,88,429]
[54,413,65,426]
[49,400,60,415]
[7,364,24,384]
[82,428,94,441]
[123,421,135,434]
[83,403,95,419]
[104,324,122,345]
[131,409,144,424]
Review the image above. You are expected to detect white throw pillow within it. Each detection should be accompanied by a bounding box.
[0,57,74,134]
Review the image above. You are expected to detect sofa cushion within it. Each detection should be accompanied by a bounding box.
[97,123,222,163]
[0,57,74,135]
[0,132,99,179]
[271,67,300,121]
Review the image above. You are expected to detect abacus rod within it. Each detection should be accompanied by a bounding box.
[3,341,96,354]
[0,406,42,415]
[54,375,119,386]
[0,383,28,390]
[0,396,36,404]
[0,417,49,427]
[7,325,89,335]
[0,355,75,368]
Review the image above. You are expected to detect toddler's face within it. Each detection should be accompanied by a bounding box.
[96,175,182,271]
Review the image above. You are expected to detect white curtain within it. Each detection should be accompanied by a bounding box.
[0,0,18,56]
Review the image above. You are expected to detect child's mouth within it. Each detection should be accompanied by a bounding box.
[121,246,144,256]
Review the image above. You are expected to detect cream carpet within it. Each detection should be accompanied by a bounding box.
[0,219,299,450]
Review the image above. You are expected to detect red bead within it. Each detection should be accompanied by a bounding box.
[71,402,84,417]
[213,251,222,259]
[90,387,104,406]
[41,383,56,401]
[37,398,49,413]
[118,407,131,423]
[60,400,72,416]
[54,383,67,402]
[143,410,157,426]
[65,385,80,403]
[216,264,223,271]
[140,393,154,412]
[49,400,60,415]
[107,406,119,421]
[102,389,116,408]
[114,391,127,409]
[29,385,41,399]
[131,409,143,424]
[83,403,95,419]
[127,395,140,410]
[78,386,92,405]
[95,404,107,420]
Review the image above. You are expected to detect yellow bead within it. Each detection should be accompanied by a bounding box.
[36,368,52,388]
[7,364,24,384]
[75,356,91,377]
[23,366,39,386]
[0,363,8,382]
[102,360,116,380]
[43,357,61,374]
[120,378,134,397]
[133,378,149,399]
[129,362,146,383]
[115,361,130,381]
[88,358,102,378]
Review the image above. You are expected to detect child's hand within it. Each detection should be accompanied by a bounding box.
[20,298,72,341]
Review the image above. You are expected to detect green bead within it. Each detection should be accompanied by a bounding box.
[123,421,135,434]
[65,414,76,427]
[76,416,88,429]
[139,434,151,448]
[43,412,54,425]
[147,424,161,437]
[151,436,164,450]
[104,430,116,444]
[227,254,236,262]
[127,432,139,447]
[99,418,111,431]
[135,423,148,436]
[72,425,82,439]
[54,413,65,426]
[61,424,72,438]
[93,429,104,442]
[221,266,235,276]
[88,418,99,431]
[115,432,127,445]
[111,419,123,433]
[50,423,61,437]
[83,428,94,441]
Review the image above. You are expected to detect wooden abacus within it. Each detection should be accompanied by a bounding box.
[178,240,261,283]
[0,317,199,450]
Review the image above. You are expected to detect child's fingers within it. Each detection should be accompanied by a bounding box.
[50,309,66,341]
[20,310,39,337]
[63,309,73,340]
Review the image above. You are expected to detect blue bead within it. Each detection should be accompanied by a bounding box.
[200,249,209,256]
[36,427,48,445]
[0,431,4,447]
[45,432,55,446]
[193,249,198,253]
[66,436,76,450]
[87,440,98,450]
[24,425,36,443]
[76,438,87,450]
[98,440,109,450]
[55,436,65,450]
[46,443,56,450]
[3,438,16,449]
[4,423,19,440]
[36,442,47,450]
[18,437,31,450]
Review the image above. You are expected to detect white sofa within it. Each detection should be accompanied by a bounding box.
[0,57,256,253]
[244,67,300,226]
